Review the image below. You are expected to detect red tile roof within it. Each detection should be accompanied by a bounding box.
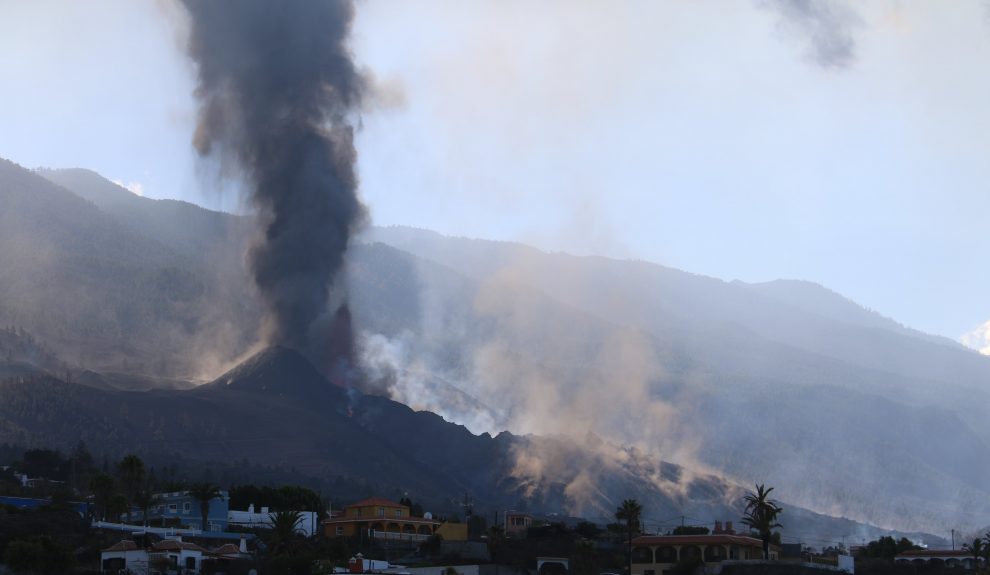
[213,543,242,555]
[103,540,139,552]
[153,540,209,553]
[898,550,971,558]
[348,497,407,509]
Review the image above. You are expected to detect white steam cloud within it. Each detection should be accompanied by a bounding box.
[111,178,145,196]
[960,320,990,355]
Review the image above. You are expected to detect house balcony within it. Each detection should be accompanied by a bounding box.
[370,530,432,542]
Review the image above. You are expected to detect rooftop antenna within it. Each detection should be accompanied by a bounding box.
[461,492,474,518]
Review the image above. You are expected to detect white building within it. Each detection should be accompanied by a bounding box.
[100,537,210,575]
[101,540,149,575]
[227,503,320,537]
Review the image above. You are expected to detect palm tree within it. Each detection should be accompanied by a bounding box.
[740,484,783,560]
[187,483,222,531]
[965,538,986,572]
[89,473,116,521]
[108,494,129,522]
[268,510,304,554]
[615,499,643,575]
[116,455,145,515]
[133,489,161,527]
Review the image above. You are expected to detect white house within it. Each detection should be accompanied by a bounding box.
[227,503,320,537]
[101,540,150,574]
[100,537,210,575]
[151,539,210,573]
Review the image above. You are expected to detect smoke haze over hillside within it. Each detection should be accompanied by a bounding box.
[3,0,990,546]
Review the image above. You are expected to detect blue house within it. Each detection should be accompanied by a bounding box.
[139,490,230,532]
[0,495,88,517]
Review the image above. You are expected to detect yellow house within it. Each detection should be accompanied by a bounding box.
[631,534,778,575]
[324,498,465,542]
[436,521,468,541]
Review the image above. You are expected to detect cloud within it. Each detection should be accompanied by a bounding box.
[960,320,990,355]
[111,179,145,196]
[759,0,862,69]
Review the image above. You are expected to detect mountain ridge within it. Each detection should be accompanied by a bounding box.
[1,160,988,535]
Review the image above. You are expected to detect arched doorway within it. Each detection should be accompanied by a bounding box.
[655,546,677,563]
[680,546,702,563]
[704,545,727,563]
[632,546,654,564]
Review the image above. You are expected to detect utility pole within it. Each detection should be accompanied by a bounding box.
[952,529,955,550]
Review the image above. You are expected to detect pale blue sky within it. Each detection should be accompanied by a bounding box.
[1,1,989,343]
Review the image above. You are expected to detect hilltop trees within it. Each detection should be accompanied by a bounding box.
[862,536,921,560]
[2,536,74,574]
[741,484,783,560]
[7,449,150,524]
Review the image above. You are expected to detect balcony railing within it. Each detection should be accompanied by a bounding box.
[370,530,432,542]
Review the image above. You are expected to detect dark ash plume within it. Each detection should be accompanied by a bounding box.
[179,0,367,360]
[760,0,861,69]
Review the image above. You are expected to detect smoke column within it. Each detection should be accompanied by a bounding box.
[179,0,366,363]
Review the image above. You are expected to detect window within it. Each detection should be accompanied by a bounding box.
[336,527,344,536]
[168,504,177,512]
[395,509,402,517]
[378,507,385,517]
[183,502,191,514]
[186,557,197,569]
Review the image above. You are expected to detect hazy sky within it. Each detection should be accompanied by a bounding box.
[2,1,989,343]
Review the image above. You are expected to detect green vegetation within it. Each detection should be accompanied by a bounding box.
[267,509,305,554]
[116,453,145,513]
[963,537,987,570]
[3,535,74,574]
[616,498,643,574]
[133,488,161,527]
